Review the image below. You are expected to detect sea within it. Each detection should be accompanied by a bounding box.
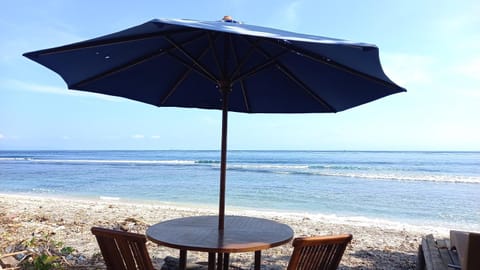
[0,150,479,231]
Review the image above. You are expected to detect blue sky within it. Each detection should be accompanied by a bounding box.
[1,1,479,151]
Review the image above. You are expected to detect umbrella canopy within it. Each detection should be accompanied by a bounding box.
[24,16,405,229]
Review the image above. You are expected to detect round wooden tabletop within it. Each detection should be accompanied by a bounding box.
[146,215,294,253]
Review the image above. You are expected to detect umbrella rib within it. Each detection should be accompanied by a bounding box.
[207,32,223,80]
[222,34,231,80]
[238,37,336,112]
[276,64,337,112]
[239,81,251,112]
[229,37,251,112]
[271,40,401,89]
[163,35,218,82]
[159,44,213,105]
[71,48,168,89]
[231,50,289,83]
[229,38,261,80]
[164,50,217,83]
[24,27,202,56]
[70,32,207,89]
[159,69,193,105]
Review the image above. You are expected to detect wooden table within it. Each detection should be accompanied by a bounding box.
[146,215,294,270]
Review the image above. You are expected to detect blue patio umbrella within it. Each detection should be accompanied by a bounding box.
[24,16,405,230]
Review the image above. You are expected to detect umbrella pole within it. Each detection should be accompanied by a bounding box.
[219,83,230,230]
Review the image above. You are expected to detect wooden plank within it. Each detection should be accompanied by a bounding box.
[437,246,452,266]
[447,249,461,270]
[435,239,453,267]
[422,235,448,270]
[445,239,451,249]
[450,252,460,267]
[436,239,448,249]
[416,244,426,270]
[422,237,434,270]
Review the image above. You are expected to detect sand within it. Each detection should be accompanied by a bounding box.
[0,193,449,269]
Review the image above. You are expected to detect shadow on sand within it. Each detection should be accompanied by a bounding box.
[257,248,417,270]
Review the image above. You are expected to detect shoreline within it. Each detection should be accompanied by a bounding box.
[0,193,451,269]
[1,192,458,233]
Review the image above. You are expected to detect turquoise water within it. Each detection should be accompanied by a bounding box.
[0,150,479,230]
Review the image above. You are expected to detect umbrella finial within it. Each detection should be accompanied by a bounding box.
[221,15,240,23]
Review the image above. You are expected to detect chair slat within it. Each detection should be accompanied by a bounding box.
[92,227,155,270]
[288,234,352,270]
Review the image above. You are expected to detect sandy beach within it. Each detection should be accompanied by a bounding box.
[0,193,449,269]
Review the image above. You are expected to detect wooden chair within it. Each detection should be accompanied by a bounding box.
[91,227,155,270]
[287,234,353,270]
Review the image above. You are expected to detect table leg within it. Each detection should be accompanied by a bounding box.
[223,253,230,270]
[254,251,261,270]
[208,252,216,270]
[179,250,187,270]
[217,253,223,270]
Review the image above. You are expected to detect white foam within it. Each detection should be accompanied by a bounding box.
[99,196,120,201]
[26,159,197,165]
[312,171,480,184]
[0,157,32,161]
[227,163,480,184]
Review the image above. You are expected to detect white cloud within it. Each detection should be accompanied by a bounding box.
[0,19,85,65]
[265,1,303,31]
[2,79,123,102]
[433,9,480,51]
[151,135,161,139]
[453,57,480,80]
[436,10,480,35]
[0,133,4,139]
[132,134,145,139]
[284,1,301,28]
[381,53,434,86]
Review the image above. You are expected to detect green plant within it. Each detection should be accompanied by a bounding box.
[33,254,60,270]
[60,246,75,255]
[20,232,75,269]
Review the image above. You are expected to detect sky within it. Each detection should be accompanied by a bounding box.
[1,1,479,151]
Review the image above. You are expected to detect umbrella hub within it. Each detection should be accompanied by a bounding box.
[217,80,233,94]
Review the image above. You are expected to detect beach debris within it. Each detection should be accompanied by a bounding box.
[0,253,20,268]
[161,256,206,270]
[117,217,148,232]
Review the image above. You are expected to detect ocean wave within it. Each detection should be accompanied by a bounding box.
[2,157,223,165]
[4,157,479,184]
[226,164,480,184]
[0,157,33,161]
[309,171,480,184]
[31,188,55,193]
[195,160,220,164]
[230,164,309,170]
[13,158,198,165]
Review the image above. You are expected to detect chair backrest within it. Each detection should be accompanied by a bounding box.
[287,234,352,270]
[450,230,480,270]
[91,227,155,270]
